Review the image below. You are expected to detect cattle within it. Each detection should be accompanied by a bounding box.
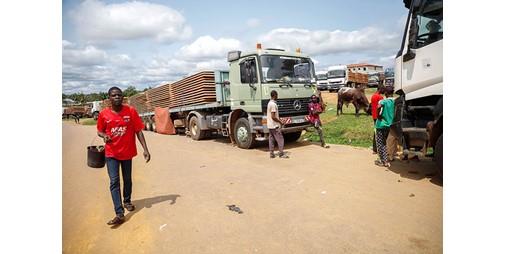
[336,87,371,117]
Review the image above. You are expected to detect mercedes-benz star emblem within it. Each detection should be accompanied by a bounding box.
[293,100,302,110]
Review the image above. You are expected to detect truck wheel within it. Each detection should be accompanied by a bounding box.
[152,121,156,132]
[189,116,205,140]
[146,121,152,131]
[234,118,255,149]
[92,112,99,120]
[434,134,443,177]
[284,131,302,143]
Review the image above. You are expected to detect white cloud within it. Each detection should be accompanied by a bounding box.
[247,18,261,28]
[71,0,191,43]
[258,27,400,56]
[63,45,108,66]
[177,36,241,60]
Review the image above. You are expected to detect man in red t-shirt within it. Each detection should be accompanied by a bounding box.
[97,87,151,225]
[308,94,330,148]
[370,86,385,154]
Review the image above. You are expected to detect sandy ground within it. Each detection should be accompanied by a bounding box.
[63,122,442,254]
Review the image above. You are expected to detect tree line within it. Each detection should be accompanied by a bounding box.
[62,86,151,104]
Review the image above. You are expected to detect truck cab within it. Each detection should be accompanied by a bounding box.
[315,71,329,91]
[222,46,316,148]
[327,65,347,92]
[394,0,443,173]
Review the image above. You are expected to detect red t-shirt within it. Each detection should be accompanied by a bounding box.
[370,92,384,120]
[308,102,323,124]
[97,105,144,160]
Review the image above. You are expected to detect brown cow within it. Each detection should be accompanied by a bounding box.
[336,87,371,117]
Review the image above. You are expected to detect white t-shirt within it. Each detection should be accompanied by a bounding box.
[267,99,280,129]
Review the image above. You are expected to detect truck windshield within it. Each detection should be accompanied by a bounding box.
[327,70,345,78]
[316,74,327,80]
[260,55,313,83]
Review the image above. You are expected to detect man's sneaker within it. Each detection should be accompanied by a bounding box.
[270,153,276,158]
[279,153,289,159]
[107,214,125,225]
[124,203,135,212]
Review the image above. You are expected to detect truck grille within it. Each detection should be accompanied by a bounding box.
[262,97,310,117]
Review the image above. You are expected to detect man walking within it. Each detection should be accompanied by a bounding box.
[97,86,151,225]
[267,90,289,158]
[308,94,330,148]
[370,86,385,154]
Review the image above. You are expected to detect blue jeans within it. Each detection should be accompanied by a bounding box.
[105,157,133,215]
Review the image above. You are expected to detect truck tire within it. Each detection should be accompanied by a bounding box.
[189,116,205,140]
[92,112,99,120]
[234,118,255,149]
[284,131,302,143]
[434,134,443,177]
[146,121,153,131]
[152,121,156,132]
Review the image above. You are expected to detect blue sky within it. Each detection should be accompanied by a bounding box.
[62,0,408,94]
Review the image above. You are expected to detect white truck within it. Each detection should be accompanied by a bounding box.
[315,71,328,91]
[89,101,102,120]
[327,65,347,92]
[394,0,443,174]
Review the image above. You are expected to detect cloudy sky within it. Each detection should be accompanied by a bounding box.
[62,0,408,94]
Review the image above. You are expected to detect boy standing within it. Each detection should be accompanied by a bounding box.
[375,86,395,167]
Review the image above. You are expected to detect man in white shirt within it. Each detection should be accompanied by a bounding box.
[267,90,289,158]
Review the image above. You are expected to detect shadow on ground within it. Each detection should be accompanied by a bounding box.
[387,157,442,186]
[110,194,181,229]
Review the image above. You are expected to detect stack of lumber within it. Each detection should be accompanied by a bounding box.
[348,72,368,84]
[146,83,171,109]
[128,92,151,114]
[168,71,216,108]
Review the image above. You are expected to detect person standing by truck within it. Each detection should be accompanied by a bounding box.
[375,86,395,167]
[97,86,151,225]
[308,94,330,148]
[267,90,289,159]
[370,86,385,154]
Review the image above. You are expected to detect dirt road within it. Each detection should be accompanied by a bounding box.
[63,122,442,253]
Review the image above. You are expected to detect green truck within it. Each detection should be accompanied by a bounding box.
[142,45,317,149]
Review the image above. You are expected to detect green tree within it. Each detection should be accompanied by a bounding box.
[123,86,138,97]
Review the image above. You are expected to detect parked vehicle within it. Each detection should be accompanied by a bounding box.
[394,0,443,174]
[347,63,384,87]
[134,45,316,149]
[315,71,328,91]
[384,67,395,86]
[327,65,347,92]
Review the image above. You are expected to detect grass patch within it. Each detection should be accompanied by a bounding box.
[302,88,377,148]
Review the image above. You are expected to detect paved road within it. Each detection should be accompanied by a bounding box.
[63,122,442,253]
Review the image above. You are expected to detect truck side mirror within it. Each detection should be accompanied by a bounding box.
[404,16,418,62]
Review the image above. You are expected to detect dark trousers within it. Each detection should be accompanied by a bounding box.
[372,119,378,152]
[376,128,390,163]
[105,157,133,215]
[313,120,326,146]
[269,128,284,153]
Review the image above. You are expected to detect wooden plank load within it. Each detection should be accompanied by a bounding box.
[128,92,151,114]
[348,71,368,84]
[168,71,216,108]
[146,83,171,109]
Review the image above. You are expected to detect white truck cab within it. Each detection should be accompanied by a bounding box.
[394,0,443,174]
[327,65,347,92]
[315,71,328,91]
